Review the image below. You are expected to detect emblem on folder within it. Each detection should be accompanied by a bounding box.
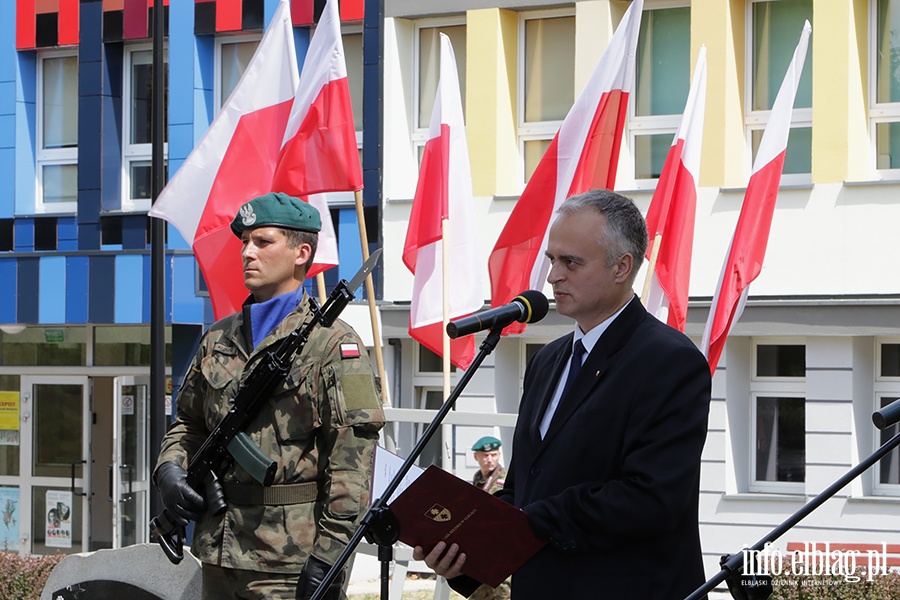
[426,504,451,522]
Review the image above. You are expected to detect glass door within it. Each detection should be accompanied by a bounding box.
[112,376,149,548]
[20,376,90,555]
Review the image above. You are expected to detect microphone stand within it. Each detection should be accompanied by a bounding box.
[685,428,900,600]
[310,324,507,600]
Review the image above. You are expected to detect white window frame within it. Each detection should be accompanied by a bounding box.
[411,17,466,156]
[517,8,576,186]
[214,33,261,113]
[628,0,691,189]
[868,1,900,179]
[122,44,167,212]
[873,337,900,495]
[744,0,812,186]
[749,338,806,494]
[341,27,364,149]
[36,49,79,214]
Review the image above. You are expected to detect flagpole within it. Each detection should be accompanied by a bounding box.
[315,273,327,304]
[148,0,167,520]
[441,219,452,470]
[354,189,388,404]
[640,232,662,305]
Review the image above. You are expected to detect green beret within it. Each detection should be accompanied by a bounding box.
[472,436,501,452]
[230,192,322,237]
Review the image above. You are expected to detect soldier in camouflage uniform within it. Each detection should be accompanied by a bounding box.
[154,192,384,600]
[468,437,511,600]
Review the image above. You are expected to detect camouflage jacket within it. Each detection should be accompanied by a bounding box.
[156,294,384,573]
[472,466,507,495]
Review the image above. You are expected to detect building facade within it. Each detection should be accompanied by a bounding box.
[3,0,900,589]
[378,0,900,583]
[0,0,377,557]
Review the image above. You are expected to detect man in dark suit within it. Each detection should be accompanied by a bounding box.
[416,189,711,599]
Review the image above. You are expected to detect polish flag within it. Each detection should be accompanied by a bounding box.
[148,0,298,320]
[701,22,811,374]
[402,34,484,369]
[272,0,363,277]
[643,47,707,332]
[487,0,643,333]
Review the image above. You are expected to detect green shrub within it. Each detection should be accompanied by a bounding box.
[0,551,64,600]
[770,570,900,600]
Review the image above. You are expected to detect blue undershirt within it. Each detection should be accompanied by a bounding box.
[249,286,304,350]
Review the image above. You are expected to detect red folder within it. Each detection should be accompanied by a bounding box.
[389,465,546,588]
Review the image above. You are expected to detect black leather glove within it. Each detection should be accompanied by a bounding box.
[295,556,345,600]
[155,462,206,526]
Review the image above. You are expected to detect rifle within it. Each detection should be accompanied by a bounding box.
[150,249,382,564]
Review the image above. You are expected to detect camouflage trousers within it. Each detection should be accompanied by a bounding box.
[201,563,348,600]
[202,563,294,600]
[470,578,511,600]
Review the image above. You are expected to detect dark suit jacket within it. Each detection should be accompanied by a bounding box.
[495,297,710,600]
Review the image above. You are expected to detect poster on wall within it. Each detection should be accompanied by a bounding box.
[0,487,19,552]
[0,392,20,446]
[45,490,72,549]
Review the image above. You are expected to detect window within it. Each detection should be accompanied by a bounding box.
[747,0,812,181]
[518,11,575,183]
[216,36,260,109]
[875,340,900,493]
[631,4,691,182]
[123,46,168,210]
[750,341,806,493]
[412,20,467,161]
[871,0,900,172]
[418,345,456,374]
[36,51,78,212]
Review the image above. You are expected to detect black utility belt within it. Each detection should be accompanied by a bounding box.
[222,481,318,506]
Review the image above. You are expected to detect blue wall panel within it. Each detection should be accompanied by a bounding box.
[115,254,143,324]
[58,217,78,251]
[14,52,36,217]
[14,219,33,251]
[78,188,101,249]
[0,259,16,323]
[0,148,13,219]
[89,255,115,323]
[65,256,89,324]
[338,207,362,284]
[172,255,203,324]
[101,46,123,213]
[122,215,146,250]
[17,257,39,324]
[38,255,66,324]
[0,0,15,82]
[142,254,151,324]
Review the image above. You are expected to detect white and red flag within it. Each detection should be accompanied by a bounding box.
[487,0,643,333]
[643,46,708,332]
[272,0,363,277]
[149,0,359,320]
[148,0,298,320]
[402,34,484,369]
[701,22,811,374]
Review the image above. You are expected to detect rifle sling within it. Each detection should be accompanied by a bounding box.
[223,481,318,506]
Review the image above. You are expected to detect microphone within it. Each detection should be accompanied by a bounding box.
[446,290,549,338]
[874,398,900,430]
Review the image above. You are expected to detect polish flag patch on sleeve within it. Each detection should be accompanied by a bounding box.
[340,343,361,359]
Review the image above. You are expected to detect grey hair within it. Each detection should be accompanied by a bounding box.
[557,189,647,284]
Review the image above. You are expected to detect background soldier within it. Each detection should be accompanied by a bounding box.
[470,436,506,495]
[154,192,384,600]
[469,436,510,600]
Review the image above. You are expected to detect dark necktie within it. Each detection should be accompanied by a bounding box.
[560,340,586,400]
